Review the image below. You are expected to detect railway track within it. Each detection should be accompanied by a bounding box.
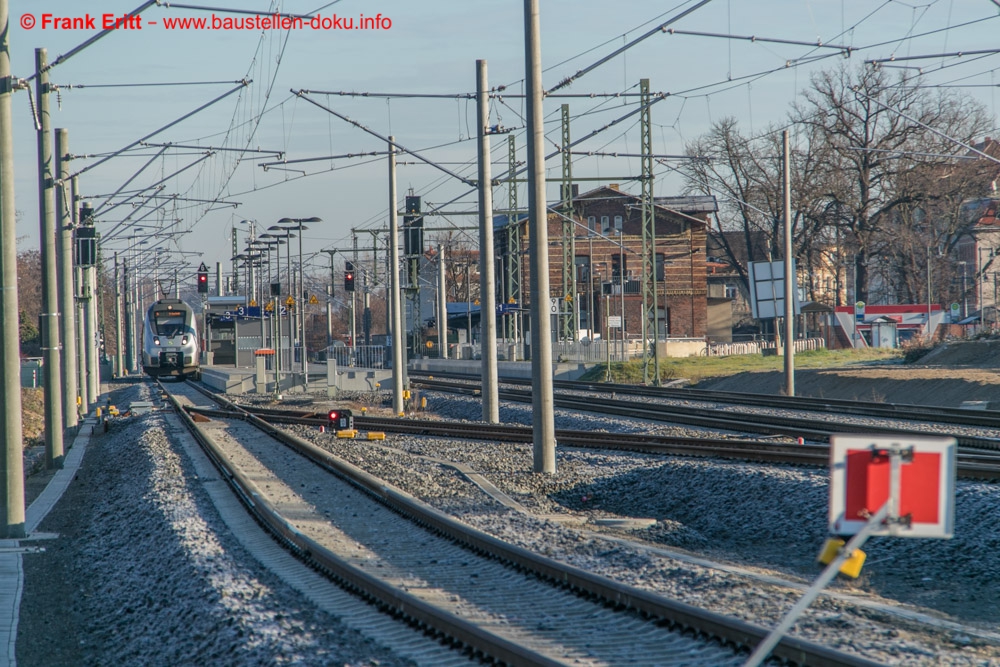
[162,379,881,666]
[198,403,1000,481]
[411,371,1000,430]
[409,376,1000,451]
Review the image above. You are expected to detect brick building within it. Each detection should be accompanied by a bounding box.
[499,185,716,341]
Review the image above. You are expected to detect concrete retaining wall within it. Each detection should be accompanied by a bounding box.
[410,359,590,380]
[200,367,254,394]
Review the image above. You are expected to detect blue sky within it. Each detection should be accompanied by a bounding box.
[9,0,1000,279]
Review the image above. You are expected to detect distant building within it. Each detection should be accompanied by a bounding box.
[495,185,717,342]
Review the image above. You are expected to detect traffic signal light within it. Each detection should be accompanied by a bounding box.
[344,261,355,292]
[197,269,208,293]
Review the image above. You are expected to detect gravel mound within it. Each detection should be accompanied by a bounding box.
[16,381,415,667]
[15,377,1000,666]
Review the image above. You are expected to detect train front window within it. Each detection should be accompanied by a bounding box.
[154,313,186,337]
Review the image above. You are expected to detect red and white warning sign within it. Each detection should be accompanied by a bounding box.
[829,434,956,539]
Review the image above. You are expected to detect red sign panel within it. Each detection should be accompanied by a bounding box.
[844,450,941,525]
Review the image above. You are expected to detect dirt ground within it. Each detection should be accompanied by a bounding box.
[695,340,1000,408]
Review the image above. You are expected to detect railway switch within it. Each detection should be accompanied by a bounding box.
[328,409,354,431]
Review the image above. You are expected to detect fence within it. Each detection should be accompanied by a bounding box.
[707,337,826,357]
[327,345,388,369]
[552,339,638,363]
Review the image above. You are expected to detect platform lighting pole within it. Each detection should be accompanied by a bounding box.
[525,0,556,473]
[262,233,290,395]
[258,242,277,352]
[267,226,296,381]
[277,216,322,383]
[35,48,64,469]
[0,0,26,537]
[388,138,405,415]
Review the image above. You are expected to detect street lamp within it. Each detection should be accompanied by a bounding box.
[261,231,294,397]
[275,217,322,381]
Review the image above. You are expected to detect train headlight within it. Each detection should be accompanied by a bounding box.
[153,337,160,346]
[182,335,189,345]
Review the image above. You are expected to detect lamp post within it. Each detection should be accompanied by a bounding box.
[276,217,322,382]
[261,231,293,397]
[236,219,257,297]
[267,226,298,376]
[257,238,284,351]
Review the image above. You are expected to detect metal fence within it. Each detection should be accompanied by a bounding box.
[552,339,637,363]
[707,337,826,357]
[327,345,388,369]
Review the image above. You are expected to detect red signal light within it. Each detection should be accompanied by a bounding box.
[327,408,353,430]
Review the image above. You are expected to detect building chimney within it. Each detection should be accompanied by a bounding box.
[608,183,619,191]
[571,184,579,198]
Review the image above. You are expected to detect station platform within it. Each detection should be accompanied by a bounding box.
[199,361,392,396]
[1,403,99,665]
[200,357,593,396]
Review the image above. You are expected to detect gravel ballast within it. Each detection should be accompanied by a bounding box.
[15,378,1000,666]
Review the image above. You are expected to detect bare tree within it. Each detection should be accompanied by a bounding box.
[791,63,992,302]
[681,118,834,303]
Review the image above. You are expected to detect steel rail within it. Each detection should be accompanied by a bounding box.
[163,381,566,667]
[413,371,1000,431]
[411,378,1000,450]
[178,382,881,666]
[184,403,1000,481]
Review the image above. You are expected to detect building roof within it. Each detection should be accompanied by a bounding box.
[653,195,719,214]
[575,185,717,215]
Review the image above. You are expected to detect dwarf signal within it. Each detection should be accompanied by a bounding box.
[328,409,354,430]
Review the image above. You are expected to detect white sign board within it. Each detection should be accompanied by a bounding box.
[748,260,801,320]
[829,434,956,539]
[549,297,561,315]
[607,315,622,328]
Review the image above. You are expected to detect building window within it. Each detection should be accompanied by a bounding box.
[587,216,596,234]
[601,216,610,233]
[725,284,738,300]
[614,215,623,231]
[655,253,665,281]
